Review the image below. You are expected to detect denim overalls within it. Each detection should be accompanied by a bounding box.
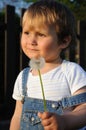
[20,68,86,130]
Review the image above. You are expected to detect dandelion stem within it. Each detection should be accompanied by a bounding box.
[38,69,47,111]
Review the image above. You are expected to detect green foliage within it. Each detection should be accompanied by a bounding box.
[72,0,86,20]
[0,12,5,22]
[56,0,86,20]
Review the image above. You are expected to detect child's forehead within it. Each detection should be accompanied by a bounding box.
[23,17,53,31]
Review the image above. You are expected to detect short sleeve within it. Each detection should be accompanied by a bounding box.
[12,70,23,100]
[65,62,86,94]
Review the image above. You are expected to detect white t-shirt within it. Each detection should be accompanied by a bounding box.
[12,60,86,101]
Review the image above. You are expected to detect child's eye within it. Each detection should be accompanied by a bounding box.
[38,33,46,37]
[24,31,29,35]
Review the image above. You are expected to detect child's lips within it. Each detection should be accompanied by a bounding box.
[28,48,39,52]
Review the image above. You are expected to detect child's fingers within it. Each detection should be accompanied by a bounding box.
[38,111,51,119]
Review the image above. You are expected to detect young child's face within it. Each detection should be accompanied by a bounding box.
[21,21,63,62]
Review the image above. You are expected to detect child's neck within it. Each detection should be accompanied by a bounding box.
[31,58,62,75]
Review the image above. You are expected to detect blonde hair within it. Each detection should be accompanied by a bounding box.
[22,0,76,45]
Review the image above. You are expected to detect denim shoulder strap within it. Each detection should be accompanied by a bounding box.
[61,92,86,108]
[22,67,30,97]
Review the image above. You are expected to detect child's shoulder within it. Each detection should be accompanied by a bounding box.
[62,60,85,73]
[17,67,30,79]
[63,60,81,68]
[22,67,30,73]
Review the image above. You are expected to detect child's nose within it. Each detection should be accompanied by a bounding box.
[29,34,37,45]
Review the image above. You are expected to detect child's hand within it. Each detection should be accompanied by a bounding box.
[38,111,65,130]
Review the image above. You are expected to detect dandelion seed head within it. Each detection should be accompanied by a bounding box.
[29,57,45,69]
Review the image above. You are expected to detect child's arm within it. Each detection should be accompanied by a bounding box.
[38,87,86,130]
[10,100,23,130]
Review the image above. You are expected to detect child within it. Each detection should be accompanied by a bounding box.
[10,0,86,130]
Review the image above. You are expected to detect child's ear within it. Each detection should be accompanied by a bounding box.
[61,36,71,49]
